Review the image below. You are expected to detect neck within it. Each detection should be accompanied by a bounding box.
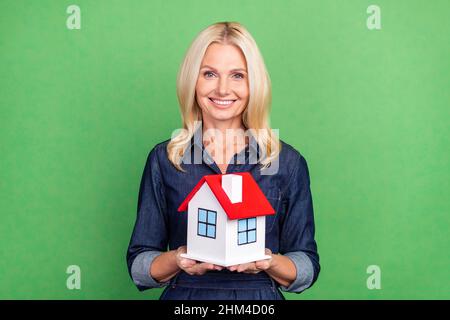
[201,117,248,153]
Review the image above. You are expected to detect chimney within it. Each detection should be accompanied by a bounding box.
[221,174,242,203]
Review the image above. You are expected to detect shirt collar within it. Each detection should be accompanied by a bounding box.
[183,124,260,165]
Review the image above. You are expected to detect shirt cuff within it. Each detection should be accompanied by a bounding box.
[279,251,314,293]
[130,250,170,288]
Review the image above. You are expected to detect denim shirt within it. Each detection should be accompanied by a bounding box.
[126,128,320,296]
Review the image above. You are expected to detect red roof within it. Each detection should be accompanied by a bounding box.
[177,172,275,220]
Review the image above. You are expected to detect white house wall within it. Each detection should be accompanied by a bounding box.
[187,183,227,264]
[225,216,266,265]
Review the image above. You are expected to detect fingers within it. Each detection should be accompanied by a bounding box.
[176,245,187,254]
[227,262,260,274]
[175,246,225,275]
[183,262,224,276]
[179,258,196,269]
[227,265,239,272]
[237,263,253,273]
[227,255,273,273]
[255,259,271,270]
[255,249,273,271]
[189,263,215,275]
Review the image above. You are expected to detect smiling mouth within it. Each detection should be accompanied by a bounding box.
[208,97,237,107]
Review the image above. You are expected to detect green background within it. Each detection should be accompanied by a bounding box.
[1,0,449,299]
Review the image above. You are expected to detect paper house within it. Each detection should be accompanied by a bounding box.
[177,172,275,267]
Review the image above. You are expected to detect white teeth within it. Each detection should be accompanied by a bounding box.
[211,98,235,106]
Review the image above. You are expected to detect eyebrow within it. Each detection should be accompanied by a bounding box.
[200,65,247,73]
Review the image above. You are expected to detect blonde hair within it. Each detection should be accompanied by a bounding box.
[167,21,281,172]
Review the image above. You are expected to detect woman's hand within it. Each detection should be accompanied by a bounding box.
[175,245,224,276]
[227,248,274,274]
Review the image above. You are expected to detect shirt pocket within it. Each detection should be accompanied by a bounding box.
[264,187,281,234]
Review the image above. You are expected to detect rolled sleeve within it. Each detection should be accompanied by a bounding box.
[130,250,170,288]
[126,146,170,291]
[279,251,314,293]
[279,153,320,292]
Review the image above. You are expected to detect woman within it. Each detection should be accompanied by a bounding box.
[126,21,320,300]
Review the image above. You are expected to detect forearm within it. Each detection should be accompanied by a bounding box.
[265,253,296,288]
[150,249,181,283]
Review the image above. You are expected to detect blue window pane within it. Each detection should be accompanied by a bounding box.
[207,225,215,238]
[248,230,256,243]
[247,218,256,230]
[207,211,216,224]
[238,219,247,232]
[198,209,207,222]
[238,232,247,245]
[198,222,207,236]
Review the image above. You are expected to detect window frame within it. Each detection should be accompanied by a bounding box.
[237,217,257,246]
[197,207,217,239]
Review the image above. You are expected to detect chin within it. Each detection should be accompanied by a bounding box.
[209,113,236,122]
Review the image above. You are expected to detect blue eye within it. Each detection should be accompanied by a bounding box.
[204,71,215,78]
[234,73,244,79]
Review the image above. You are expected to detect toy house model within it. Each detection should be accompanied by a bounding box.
[177,172,275,267]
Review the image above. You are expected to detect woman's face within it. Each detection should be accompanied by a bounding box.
[195,43,249,126]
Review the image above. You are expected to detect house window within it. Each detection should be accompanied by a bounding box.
[197,208,217,239]
[237,217,257,245]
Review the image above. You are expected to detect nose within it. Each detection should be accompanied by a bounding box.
[217,77,230,97]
